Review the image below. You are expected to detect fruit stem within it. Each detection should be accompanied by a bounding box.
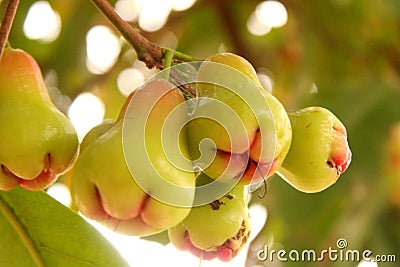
[161,48,173,80]
[0,0,19,59]
[162,47,196,63]
[198,252,203,267]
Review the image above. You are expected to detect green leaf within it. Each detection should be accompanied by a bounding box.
[0,187,128,267]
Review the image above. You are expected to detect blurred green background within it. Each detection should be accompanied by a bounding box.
[2,0,399,266]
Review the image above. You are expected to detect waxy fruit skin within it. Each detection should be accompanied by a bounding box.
[277,107,352,193]
[0,48,78,191]
[187,53,292,185]
[168,178,251,262]
[71,79,196,236]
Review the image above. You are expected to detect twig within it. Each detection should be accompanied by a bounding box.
[90,0,163,69]
[162,49,174,70]
[162,47,196,63]
[161,48,173,79]
[0,0,19,59]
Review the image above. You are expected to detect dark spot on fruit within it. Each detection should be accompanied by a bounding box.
[226,194,233,200]
[44,153,52,171]
[210,200,221,210]
[306,123,312,128]
[1,165,7,175]
[327,160,334,168]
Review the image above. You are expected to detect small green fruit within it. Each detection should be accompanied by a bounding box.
[169,176,251,262]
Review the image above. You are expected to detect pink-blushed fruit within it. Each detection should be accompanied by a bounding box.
[71,79,196,236]
[187,53,292,185]
[277,107,352,193]
[168,176,251,262]
[0,48,78,191]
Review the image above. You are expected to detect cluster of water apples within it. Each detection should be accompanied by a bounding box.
[0,48,351,262]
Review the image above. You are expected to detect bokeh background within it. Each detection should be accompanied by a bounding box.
[2,0,399,266]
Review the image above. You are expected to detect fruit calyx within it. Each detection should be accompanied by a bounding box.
[179,217,250,262]
[91,184,154,230]
[1,154,57,190]
[328,125,352,175]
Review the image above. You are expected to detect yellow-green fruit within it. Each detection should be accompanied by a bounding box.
[71,79,195,236]
[187,52,292,185]
[277,107,352,193]
[168,177,251,262]
[0,48,78,191]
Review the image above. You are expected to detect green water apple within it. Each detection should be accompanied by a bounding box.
[0,48,78,191]
[277,107,352,193]
[71,79,196,235]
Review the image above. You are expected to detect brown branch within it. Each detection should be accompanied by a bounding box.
[90,0,163,69]
[0,0,19,59]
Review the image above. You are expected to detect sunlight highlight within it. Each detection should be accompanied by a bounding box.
[138,0,172,32]
[86,26,121,74]
[68,92,105,141]
[309,82,319,94]
[256,1,288,28]
[23,1,61,43]
[247,11,271,36]
[80,200,268,267]
[115,0,140,22]
[247,1,288,36]
[114,0,197,31]
[257,72,274,93]
[47,183,72,207]
[357,260,378,267]
[249,203,268,242]
[117,68,145,96]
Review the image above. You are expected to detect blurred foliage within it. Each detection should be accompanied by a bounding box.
[2,0,400,266]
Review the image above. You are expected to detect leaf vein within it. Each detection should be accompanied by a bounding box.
[37,245,102,266]
[0,194,46,267]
